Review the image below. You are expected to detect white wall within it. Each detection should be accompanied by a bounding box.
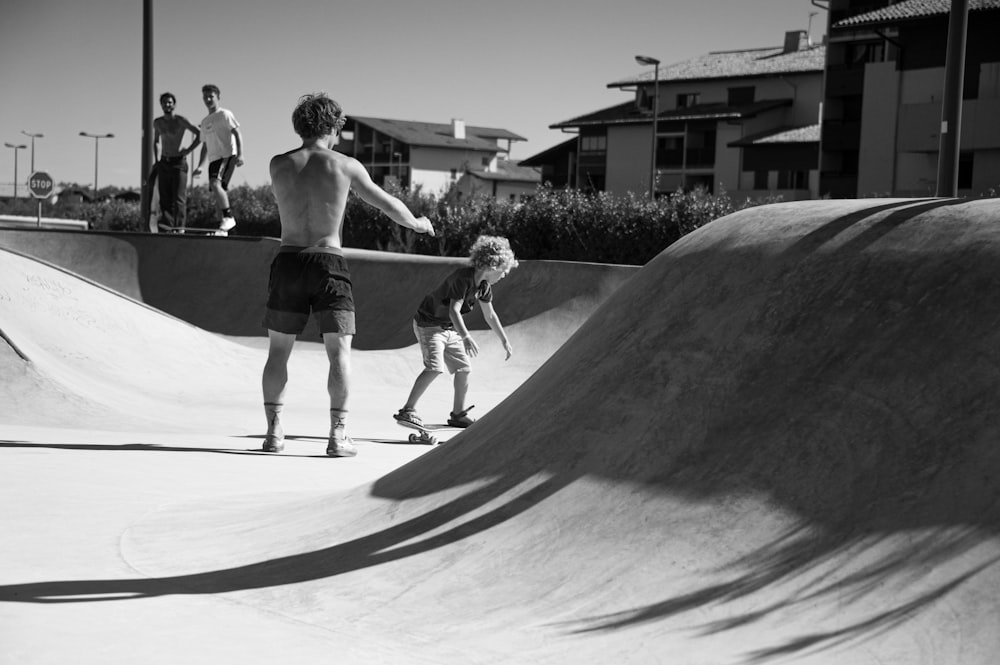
[410,146,497,194]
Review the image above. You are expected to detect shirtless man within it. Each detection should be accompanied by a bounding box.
[261,92,435,456]
[152,92,200,229]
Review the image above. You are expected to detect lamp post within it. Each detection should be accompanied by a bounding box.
[79,131,115,198]
[4,142,27,197]
[21,131,44,171]
[635,54,661,199]
[393,151,403,187]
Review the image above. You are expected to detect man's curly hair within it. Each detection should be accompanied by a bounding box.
[292,93,347,140]
[468,235,519,272]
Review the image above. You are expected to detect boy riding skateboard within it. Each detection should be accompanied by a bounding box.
[395,235,517,430]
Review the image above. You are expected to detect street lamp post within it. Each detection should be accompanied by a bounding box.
[21,131,44,172]
[79,132,115,198]
[635,55,661,199]
[4,142,27,197]
[393,151,403,187]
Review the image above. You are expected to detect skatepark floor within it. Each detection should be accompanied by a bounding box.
[4,199,1000,664]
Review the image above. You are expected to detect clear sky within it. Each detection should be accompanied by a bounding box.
[0,0,827,190]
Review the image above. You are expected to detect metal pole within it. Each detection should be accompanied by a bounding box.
[14,149,19,198]
[635,55,661,199]
[650,64,659,199]
[140,0,154,226]
[936,0,969,197]
[94,136,100,197]
[21,132,43,171]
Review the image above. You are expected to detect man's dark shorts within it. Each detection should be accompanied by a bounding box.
[208,156,237,191]
[262,246,356,335]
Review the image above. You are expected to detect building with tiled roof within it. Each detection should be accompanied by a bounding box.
[334,116,531,198]
[833,0,1000,27]
[521,30,824,199]
[454,159,541,202]
[820,0,1000,197]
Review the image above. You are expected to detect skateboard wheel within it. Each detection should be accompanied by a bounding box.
[427,436,437,445]
[408,433,419,444]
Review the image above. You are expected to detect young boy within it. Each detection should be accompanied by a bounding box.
[395,235,517,429]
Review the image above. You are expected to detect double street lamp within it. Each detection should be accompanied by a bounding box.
[79,131,115,198]
[635,54,661,200]
[4,142,27,197]
[21,130,44,172]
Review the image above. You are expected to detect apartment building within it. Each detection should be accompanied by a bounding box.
[821,0,1000,197]
[523,31,825,199]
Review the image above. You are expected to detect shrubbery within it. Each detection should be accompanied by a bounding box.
[0,183,777,265]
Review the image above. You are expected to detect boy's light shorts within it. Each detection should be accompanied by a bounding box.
[413,321,471,374]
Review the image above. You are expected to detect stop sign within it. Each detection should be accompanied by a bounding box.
[28,171,54,199]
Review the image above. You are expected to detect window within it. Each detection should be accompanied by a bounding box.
[728,86,755,106]
[580,135,607,152]
[754,170,769,189]
[777,170,808,189]
[677,93,700,108]
[847,41,885,67]
[450,168,458,180]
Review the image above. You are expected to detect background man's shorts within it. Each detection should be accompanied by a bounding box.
[207,156,238,190]
[262,247,356,335]
[413,320,471,374]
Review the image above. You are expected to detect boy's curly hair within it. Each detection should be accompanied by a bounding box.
[468,235,519,271]
[292,93,347,140]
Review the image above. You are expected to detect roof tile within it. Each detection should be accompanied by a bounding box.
[835,0,1000,27]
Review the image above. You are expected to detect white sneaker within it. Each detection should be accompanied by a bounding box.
[219,216,236,231]
[214,229,228,237]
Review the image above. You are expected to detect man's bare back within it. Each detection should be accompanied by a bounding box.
[270,137,432,248]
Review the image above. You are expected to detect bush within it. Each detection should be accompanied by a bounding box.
[3,182,777,265]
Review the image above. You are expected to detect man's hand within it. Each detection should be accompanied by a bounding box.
[416,215,435,236]
[463,335,479,358]
[502,340,513,361]
[236,156,244,167]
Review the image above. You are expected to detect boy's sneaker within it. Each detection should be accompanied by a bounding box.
[262,434,284,453]
[219,216,237,231]
[327,427,357,457]
[394,407,423,427]
[447,406,476,428]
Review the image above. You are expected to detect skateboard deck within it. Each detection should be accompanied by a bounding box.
[395,420,461,445]
[155,224,229,236]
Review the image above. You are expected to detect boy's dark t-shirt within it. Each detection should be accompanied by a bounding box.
[415,267,492,328]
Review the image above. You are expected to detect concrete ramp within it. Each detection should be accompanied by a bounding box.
[0,229,638,350]
[4,199,1000,663]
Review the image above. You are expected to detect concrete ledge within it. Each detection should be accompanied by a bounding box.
[0,214,89,230]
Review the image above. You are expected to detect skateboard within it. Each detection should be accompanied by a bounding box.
[395,419,461,445]
[154,224,230,236]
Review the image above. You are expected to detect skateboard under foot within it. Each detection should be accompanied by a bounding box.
[395,419,461,445]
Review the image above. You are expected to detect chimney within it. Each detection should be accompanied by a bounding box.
[452,118,466,140]
[783,30,803,53]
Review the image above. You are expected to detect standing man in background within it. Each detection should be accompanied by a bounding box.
[193,84,243,235]
[152,92,200,231]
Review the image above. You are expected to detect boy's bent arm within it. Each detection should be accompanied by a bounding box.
[450,299,479,357]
